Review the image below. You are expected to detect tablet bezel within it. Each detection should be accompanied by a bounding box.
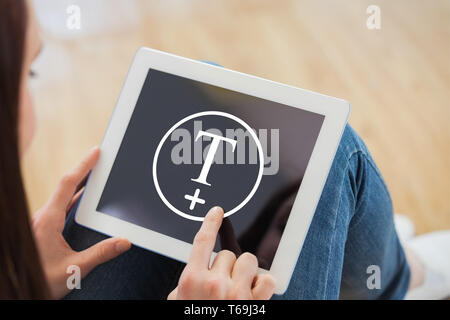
[75,47,350,295]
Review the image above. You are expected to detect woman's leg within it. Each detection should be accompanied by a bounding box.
[275,125,410,299]
[62,201,185,299]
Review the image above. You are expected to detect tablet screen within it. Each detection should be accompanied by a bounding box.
[97,68,324,269]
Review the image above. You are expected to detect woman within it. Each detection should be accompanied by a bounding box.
[1,0,448,300]
[0,0,275,299]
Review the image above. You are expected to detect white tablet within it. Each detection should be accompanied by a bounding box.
[75,47,350,294]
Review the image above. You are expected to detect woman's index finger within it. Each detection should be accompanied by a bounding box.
[187,206,224,270]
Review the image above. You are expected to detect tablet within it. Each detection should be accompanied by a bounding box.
[75,47,350,294]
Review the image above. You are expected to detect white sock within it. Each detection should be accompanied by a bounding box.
[394,213,415,243]
[404,231,450,300]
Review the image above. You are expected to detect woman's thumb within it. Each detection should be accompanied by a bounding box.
[77,237,131,275]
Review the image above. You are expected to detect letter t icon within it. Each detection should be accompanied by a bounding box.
[191,130,237,187]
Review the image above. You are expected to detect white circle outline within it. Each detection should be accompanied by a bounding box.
[152,111,264,221]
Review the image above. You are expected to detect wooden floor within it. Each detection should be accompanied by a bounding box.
[25,0,449,234]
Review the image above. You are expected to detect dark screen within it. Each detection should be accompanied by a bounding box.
[96,68,324,269]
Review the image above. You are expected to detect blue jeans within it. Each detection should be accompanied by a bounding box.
[62,125,410,299]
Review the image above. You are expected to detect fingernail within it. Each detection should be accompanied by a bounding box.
[115,240,130,253]
[210,206,224,216]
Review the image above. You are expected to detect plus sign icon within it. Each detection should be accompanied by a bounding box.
[152,111,264,221]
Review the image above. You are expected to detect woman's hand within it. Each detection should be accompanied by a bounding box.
[168,207,276,300]
[32,147,131,299]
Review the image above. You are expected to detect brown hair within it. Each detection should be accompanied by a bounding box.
[0,0,49,299]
